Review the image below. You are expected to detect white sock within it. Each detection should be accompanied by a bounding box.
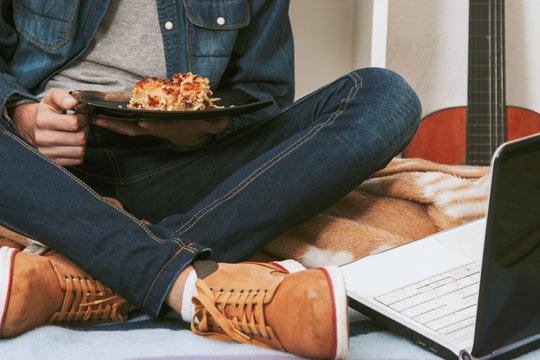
[180,270,198,323]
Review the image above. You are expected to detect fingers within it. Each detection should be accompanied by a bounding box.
[42,88,78,112]
[201,116,230,134]
[137,120,160,131]
[92,116,230,148]
[34,125,88,166]
[37,88,89,134]
[35,92,89,165]
[50,157,86,167]
[34,126,89,147]
[12,89,90,166]
[92,117,148,136]
[40,145,86,162]
[36,112,88,132]
[136,116,230,134]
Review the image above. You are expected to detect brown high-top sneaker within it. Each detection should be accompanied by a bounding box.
[0,226,34,250]
[0,246,130,338]
[0,238,24,251]
[190,261,349,359]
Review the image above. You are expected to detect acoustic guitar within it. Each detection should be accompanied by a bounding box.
[403,0,540,165]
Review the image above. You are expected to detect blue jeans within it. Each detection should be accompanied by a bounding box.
[0,68,421,317]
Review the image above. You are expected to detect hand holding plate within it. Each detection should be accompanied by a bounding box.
[92,115,230,148]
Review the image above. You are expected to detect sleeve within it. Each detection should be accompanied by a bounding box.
[0,2,39,129]
[217,0,294,128]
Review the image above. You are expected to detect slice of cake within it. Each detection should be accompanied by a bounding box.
[128,72,219,111]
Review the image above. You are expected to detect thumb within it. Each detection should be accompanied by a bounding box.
[43,88,78,112]
[62,96,77,109]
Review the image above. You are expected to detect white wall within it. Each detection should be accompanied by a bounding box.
[290,0,540,116]
[289,0,355,99]
[289,0,388,99]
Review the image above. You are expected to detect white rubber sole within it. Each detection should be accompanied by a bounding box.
[0,247,18,335]
[321,265,350,360]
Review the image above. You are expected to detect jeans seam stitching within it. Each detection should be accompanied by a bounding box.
[0,128,181,246]
[121,156,196,183]
[72,156,195,185]
[174,72,363,237]
[70,167,113,184]
[142,242,196,307]
[115,138,220,183]
[104,149,125,203]
[0,218,35,240]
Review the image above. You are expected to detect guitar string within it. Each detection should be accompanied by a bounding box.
[489,0,499,158]
[491,0,503,157]
[470,1,506,164]
[495,0,505,154]
[496,0,503,152]
[488,0,493,159]
[498,0,507,150]
[493,0,497,155]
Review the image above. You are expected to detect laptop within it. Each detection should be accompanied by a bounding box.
[341,133,540,360]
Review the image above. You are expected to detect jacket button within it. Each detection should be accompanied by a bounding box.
[216,17,225,25]
[165,21,174,30]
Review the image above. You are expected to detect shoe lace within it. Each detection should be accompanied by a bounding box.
[191,279,274,348]
[48,273,128,325]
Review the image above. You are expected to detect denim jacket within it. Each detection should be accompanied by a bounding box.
[0,0,294,127]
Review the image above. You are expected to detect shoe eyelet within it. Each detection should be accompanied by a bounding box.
[218,288,224,292]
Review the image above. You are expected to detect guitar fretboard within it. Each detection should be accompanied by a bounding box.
[466,0,507,165]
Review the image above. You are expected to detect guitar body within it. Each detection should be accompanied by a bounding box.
[403,107,467,165]
[403,107,540,165]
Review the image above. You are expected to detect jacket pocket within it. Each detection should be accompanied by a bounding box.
[185,0,250,30]
[14,0,79,50]
[184,0,249,60]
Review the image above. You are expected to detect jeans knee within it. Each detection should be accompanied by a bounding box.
[349,67,422,128]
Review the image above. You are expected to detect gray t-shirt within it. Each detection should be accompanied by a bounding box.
[42,0,167,95]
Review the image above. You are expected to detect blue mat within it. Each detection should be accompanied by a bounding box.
[1,309,538,359]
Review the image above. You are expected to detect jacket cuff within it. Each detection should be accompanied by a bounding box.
[1,93,39,130]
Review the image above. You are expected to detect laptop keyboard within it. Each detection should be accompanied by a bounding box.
[375,262,481,344]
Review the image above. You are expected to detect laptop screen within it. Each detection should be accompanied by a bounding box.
[472,135,540,357]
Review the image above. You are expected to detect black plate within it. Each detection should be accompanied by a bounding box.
[70,90,274,120]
